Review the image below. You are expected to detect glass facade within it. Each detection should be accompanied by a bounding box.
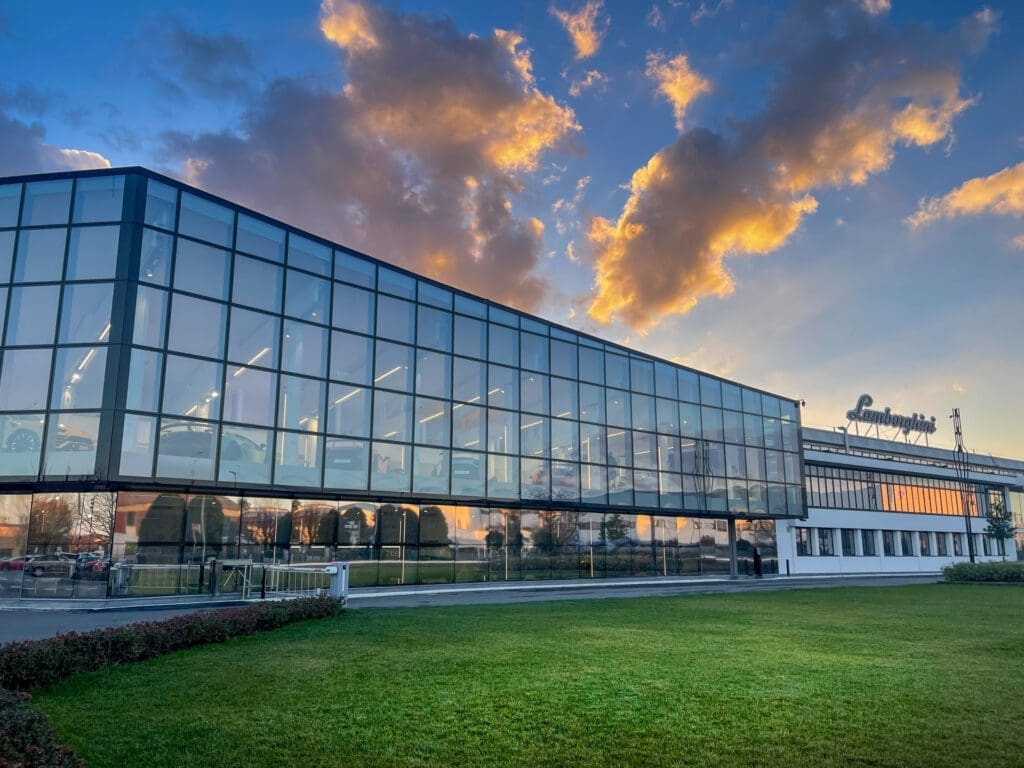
[0,168,805,596]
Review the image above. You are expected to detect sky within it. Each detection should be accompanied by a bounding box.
[2,0,1022,458]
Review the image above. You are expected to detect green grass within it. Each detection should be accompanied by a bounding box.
[34,585,1024,768]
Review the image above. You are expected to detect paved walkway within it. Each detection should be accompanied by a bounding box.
[0,573,939,644]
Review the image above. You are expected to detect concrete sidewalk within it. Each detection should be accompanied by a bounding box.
[0,572,940,644]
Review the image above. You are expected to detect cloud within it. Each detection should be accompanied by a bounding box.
[568,69,608,97]
[645,52,711,131]
[1013,234,1024,250]
[154,21,256,99]
[907,160,1024,228]
[161,0,578,312]
[586,1,987,330]
[860,0,890,15]
[646,5,664,29]
[0,110,110,176]
[551,1,608,60]
[691,0,733,24]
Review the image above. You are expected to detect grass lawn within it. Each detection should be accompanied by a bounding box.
[34,584,1024,768]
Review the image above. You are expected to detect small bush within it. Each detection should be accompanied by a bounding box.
[0,595,343,693]
[943,561,1024,583]
[0,687,83,768]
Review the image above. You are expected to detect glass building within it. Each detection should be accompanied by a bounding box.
[0,168,805,599]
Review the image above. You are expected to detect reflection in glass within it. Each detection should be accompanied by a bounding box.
[373,390,412,442]
[451,451,484,496]
[43,412,100,476]
[487,409,518,455]
[0,232,13,283]
[174,239,230,299]
[232,254,282,312]
[453,315,485,359]
[285,270,329,323]
[59,282,113,343]
[162,355,222,420]
[0,348,52,410]
[487,453,518,499]
[376,295,415,343]
[520,415,549,457]
[415,398,450,446]
[417,305,451,352]
[66,226,119,280]
[335,251,375,288]
[156,418,217,481]
[488,365,518,410]
[5,285,59,345]
[327,384,370,437]
[73,175,124,223]
[332,283,374,334]
[139,229,173,286]
[14,227,66,283]
[219,425,271,485]
[330,331,372,385]
[227,307,279,369]
[324,437,369,490]
[0,184,22,228]
[133,286,167,347]
[278,375,324,432]
[119,414,156,476]
[50,347,107,409]
[580,463,606,504]
[22,180,71,227]
[275,431,322,487]
[452,403,484,449]
[488,324,518,367]
[521,373,548,415]
[167,294,226,358]
[282,319,327,378]
[236,214,285,262]
[371,441,410,491]
[0,414,46,477]
[453,358,484,403]
[144,181,177,230]
[223,367,276,427]
[373,341,413,392]
[413,446,449,494]
[288,235,331,276]
[178,193,233,247]
[521,458,550,500]
[551,418,578,461]
[415,350,451,399]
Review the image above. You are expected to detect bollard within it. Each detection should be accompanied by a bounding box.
[329,561,349,604]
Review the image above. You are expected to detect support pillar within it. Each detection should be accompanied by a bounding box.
[727,518,738,579]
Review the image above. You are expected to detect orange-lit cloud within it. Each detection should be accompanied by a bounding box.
[551,1,608,60]
[568,69,608,97]
[587,2,990,331]
[645,52,711,131]
[166,0,578,312]
[907,160,1024,229]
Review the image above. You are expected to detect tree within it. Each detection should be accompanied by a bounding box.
[985,495,1014,561]
[485,528,505,551]
[600,513,629,544]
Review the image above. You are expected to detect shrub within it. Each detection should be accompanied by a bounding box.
[943,561,1024,583]
[0,595,343,693]
[0,687,83,768]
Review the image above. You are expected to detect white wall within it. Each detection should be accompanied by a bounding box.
[777,507,1017,576]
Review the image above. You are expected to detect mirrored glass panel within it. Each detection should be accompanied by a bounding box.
[167,294,226,358]
[223,367,276,427]
[278,375,324,432]
[0,414,46,477]
[232,254,283,312]
[324,437,368,490]
[4,285,59,345]
[0,348,52,410]
[66,226,118,280]
[178,193,233,247]
[139,228,173,286]
[174,239,230,300]
[236,214,285,262]
[275,431,322,487]
[219,425,272,485]
[58,282,113,344]
[43,412,100,476]
[144,181,177,230]
[162,355,222,420]
[50,347,107,410]
[327,384,370,437]
[22,180,71,227]
[156,418,217,481]
[14,227,66,283]
[330,331,372,386]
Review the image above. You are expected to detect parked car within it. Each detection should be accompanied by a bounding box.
[24,556,75,578]
[0,555,36,571]
[4,419,94,453]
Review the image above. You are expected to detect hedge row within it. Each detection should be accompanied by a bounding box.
[0,688,83,768]
[943,561,1024,583]
[0,595,344,693]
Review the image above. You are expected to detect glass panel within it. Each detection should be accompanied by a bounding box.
[0,183,22,228]
[451,451,485,496]
[0,232,13,283]
[453,315,485,358]
[701,407,724,442]
[579,383,605,424]
[174,239,230,300]
[370,441,410,491]
[376,295,415,343]
[126,348,162,412]
[551,418,578,460]
[488,324,518,366]
[722,382,742,411]
[413,447,449,494]
[232,254,282,312]
[139,228,173,286]
[144,180,177,230]
[415,350,451,399]
[236,214,285,262]
[223,366,276,427]
[130,286,166,348]
[162,355,222,420]
[551,377,578,420]
[278,375,324,432]
[521,458,550,501]
[743,388,763,414]
[487,409,518,454]
[330,330,373,386]
[59,282,113,343]
[156,419,217,481]
[72,175,124,223]
[66,226,118,280]
[0,348,52,410]
[285,270,329,323]
[327,384,370,437]
[416,305,452,352]
[578,346,604,384]
[630,359,654,394]
[607,428,630,468]
[521,333,548,373]
[275,431,322,487]
[334,250,375,288]
[452,403,484,449]
[14,227,66,282]
[699,375,722,406]
[0,414,46,476]
[606,389,631,428]
[488,306,518,327]
[119,413,156,476]
[372,390,412,442]
[415,397,450,446]
[655,362,678,399]
[43,412,99,476]
[605,353,629,389]
[281,319,327,378]
[657,398,679,434]
[520,415,549,458]
[22,180,71,226]
[167,294,226,358]
[377,267,416,298]
[227,307,279,369]
[453,358,485,403]
[5,285,58,345]
[579,422,606,464]
[454,294,486,318]
[521,372,549,415]
[661,472,683,510]
[373,341,413,392]
[218,425,272,485]
[632,431,657,469]
[723,410,744,444]
[332,283,375,334]
[50,347,107,409]
[678,370,699,402]
[631,393,655,432]
[178,193,233,247]
[550,339,577,379]
[324,437,369,490]
[580,463,606,504]
[487,454,519,499]
[744,413,764,446]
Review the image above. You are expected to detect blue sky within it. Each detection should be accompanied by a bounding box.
[2,0,1022,457]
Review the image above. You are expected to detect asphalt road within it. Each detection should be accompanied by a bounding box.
[0,574,939,644]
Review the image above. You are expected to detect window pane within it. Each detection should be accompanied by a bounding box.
[722,382,742,411]
[278,375,324,432]
[606,389,631,428]
[59,282,113,343]
[453,358,485,403]
[699,375,722,406]
[332,283,375,334]
[330,330,373,386]
[5,285,58,345]
[416,350,451,399]
[0,348,52,410]
[132,285,167,348]
[0,184,22,228]
[22,180,71,226]
[521,372,549,415]
[657,398,679,434]
[327,384,370,437]
[140,228,173,286]
[451,451,484,497]
[126,348,162,412]
[520,415,549,457]
[174,239,230,299]
[701,406,724,442]
[551,377,577,420]
[324,437,369,490]
[227,307,279,369]
[605,353,629,389]
[119,413,156,477]
[14,227,66,282]
[413,447,449,494]
[43,412,99,476]
[214,425,272,487]
[580,463,606,504]
[658,434,680,472]
[285,270,329,323]
[630,359,654,394]
[73,175,124,223]
[144,181,177,230]
[415,398,450,447]
[157,419,217,481]
[550,339,577,379]
[232,254,282,312]
[487,454,518,499]
[370,441,410,491]
[223,366,276,427]
[66,225,118,280]
[373,341,413,392]
[179,193,233,247]
[334,251,375,288]
[521,333,548,373]
[678,370,699,402]
[373,390,412,442]
[162,355,222,420]
[579,423,606,464]
[489,306,518,327]
[288,235,331,276]
[632,393,655,432]
[579,383,605,424]
[236,214,285,262]
[521,458,550,501]
[0,414,46,476]
[0,232,13,283]
[50,347,107,409]
[488,365,518,410]
[633,431,657,470]
[275,431,322,487]
[378,267,415,298]
[282,319,327,378]
[376,295,414,343]
[167,294,226,358]
[453,315,485,358]
[452,403,484,449]
[579,346,604,384]
[488,324,518,366]
[487,408,518,454]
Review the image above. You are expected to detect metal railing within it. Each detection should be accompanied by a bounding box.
[244,561,349,603]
